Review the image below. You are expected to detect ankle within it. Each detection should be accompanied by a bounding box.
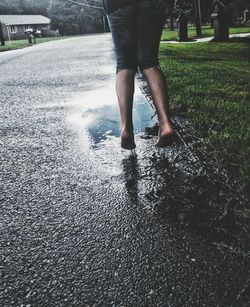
[121,125,134,134]
[158,118,172,128]
[121,130,134,139]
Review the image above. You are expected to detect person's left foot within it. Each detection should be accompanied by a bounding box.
[121,130,136,150]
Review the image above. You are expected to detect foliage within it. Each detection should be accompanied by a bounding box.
[159,40,250,183]
[0,0,50,15]
[48,0,104,35]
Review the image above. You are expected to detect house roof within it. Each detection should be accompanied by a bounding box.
[0,15,50,26]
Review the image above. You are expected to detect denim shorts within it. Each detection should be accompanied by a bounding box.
[107,0,167,74]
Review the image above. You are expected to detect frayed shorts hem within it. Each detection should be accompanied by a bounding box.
[116,66,138,75]
[116,62,162,75]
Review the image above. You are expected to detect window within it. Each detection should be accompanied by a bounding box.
[24,25,31,31]
[10,26,17,34]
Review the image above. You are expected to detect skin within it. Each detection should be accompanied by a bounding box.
[116,66,174,149]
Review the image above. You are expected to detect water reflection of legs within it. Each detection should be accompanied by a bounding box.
[122,148,137,159]
[121,155,139,205]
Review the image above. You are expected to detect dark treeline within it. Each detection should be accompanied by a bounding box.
[0,0,249,34]
[48,0,104,34]
[0,0,50,15]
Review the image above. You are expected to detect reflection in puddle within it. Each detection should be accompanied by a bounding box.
[67,82,157,148]
[122,155,139,205]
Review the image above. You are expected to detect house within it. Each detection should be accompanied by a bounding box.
[0,15,51,40]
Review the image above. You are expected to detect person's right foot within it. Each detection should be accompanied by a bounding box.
[155,124,175,147]
[121,130,136,150]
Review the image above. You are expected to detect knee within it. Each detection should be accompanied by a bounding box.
[139,64,163,75]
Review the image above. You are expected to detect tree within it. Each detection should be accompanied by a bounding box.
[18,0,50,16]
[0,21,5,45]
[0,0,50,15]
[48,0,104,34]
[0,0,23,14]
[193,0,202,36]
[166,0,175,30]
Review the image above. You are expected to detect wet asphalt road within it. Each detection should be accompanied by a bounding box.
[0,34,249,306]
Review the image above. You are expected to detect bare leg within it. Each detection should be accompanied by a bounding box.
[142,66,174,147]
[116,68,136,149]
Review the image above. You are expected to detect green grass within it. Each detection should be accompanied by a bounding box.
[0,36,70,52]
[159,39,250,183]
[161,25,250,41]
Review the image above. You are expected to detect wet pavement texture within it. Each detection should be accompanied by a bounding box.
[0,34,249,306]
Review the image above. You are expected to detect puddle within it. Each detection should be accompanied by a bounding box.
[67,81,157,148]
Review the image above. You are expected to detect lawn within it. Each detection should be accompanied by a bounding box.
[0,36,69,52]
[159,39,250,183]
[161,25,250,41]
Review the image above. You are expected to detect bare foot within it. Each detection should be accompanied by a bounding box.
[121,129,136,150]
[155,124,175,147]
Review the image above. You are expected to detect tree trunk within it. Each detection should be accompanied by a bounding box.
[0,22,5,46]
[193,0,202,37]
[169,4,174,30]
